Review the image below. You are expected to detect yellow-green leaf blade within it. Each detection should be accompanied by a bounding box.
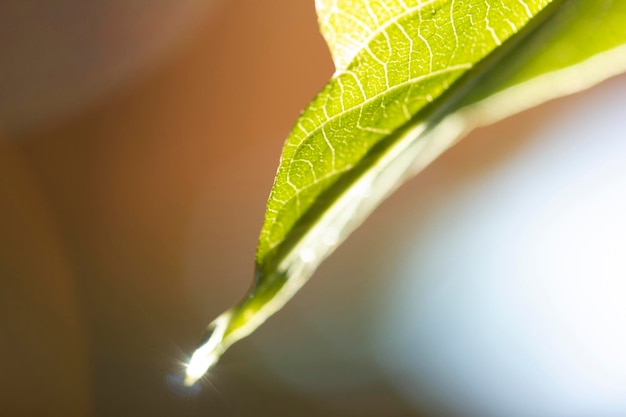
[185,0,626,385]
[258,0,552,263]
[456,0,626,124]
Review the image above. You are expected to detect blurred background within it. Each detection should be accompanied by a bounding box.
[1,1,626,416]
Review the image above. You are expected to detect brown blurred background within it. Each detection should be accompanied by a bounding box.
[2,1,626,417]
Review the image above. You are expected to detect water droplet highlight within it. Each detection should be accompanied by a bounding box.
[184,313,230,386]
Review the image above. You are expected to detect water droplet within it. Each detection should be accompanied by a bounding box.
[184,313,230,386]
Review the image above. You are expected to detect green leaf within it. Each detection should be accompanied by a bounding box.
[456,0,626,125]
[184,0,626,385]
